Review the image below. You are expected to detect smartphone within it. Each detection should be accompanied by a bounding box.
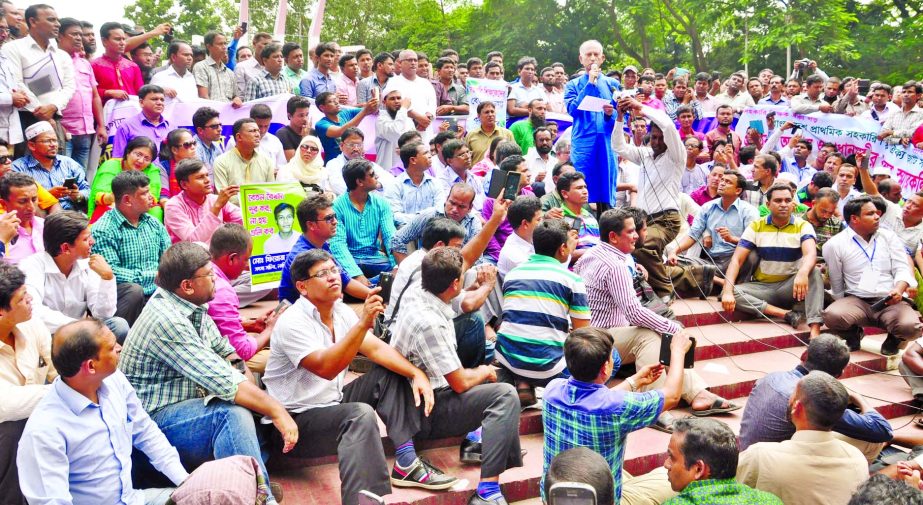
[240,21,249,33]
[659,333,696,368]
[487,168,506,199]
[357,490,385,505]
[860,153,870,170]
[749,120,764,135]
[790,125,800,135]
[675,68,690,78]
[378,271,395,304]
[563,216,583,231]
[870,296,890,312]
[163,26,174,43]
[63,178,78,189]
[857,78,870,95]
[502,172,522,201]
[444,118,458,132]
[549,482,597,505]
[273,299,291,315]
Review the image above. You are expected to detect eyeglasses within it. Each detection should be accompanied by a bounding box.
[33,138,58,145]
[189,271,216,281]
[454,151,471,158]
[300,145,320,152]
[0,156,11,164]
[312,214,337,223]
[205,123,223,130]
[128,151,153,163]
[309,266,340,279]
[342,142,363,149]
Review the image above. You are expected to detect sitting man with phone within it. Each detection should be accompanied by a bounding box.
[390,247,523,505]
[12,122,89,212]
[575,208,739,427]
[543,326,689,505]
[722,183,824,339]
[823,196,921,354]
[262,249,452,504]
[556,171,599,260]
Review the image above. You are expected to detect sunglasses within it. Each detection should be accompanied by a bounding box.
[0,155,11,164]
[300,145,320,152]
[178,140,198,149]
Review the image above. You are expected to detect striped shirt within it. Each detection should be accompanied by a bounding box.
[390,290,462,390]
[542,377,664,501]
[574,242,681,333]
[496,254,591,379]
[329,193,396,278]
[243,70,291,101]
[91,209,171,296]
[739,216,816,283]
[390,207,481,256]
[383,172,446,227]
[118,288,245,414]
[562,205,600,250]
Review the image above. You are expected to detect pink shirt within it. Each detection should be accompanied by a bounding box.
[207,262,258,360]
[335,73,358,105]
[163,192,243,245]
[61,55,97,135]
[91,55,144,104]
[4,217,44,264]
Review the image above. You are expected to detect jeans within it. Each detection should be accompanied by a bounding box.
[145,399,275,502]
[104,317,131,345]
[65,134,93,169]
[358,256,394,285]
[454,311,487,368]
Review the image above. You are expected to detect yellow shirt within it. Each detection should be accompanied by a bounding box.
[0,184,58,213]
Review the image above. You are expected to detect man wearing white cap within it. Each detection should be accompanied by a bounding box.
[622,65,639,91]
[376,83,415,172]
[11,121,87,211]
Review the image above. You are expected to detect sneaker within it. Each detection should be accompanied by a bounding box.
[468,492,509,505]
[391,457,459,490]
[783,311,805,329]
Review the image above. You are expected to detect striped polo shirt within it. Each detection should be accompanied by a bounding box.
[562,205,600,250]
[739,216,816,283]
[496,254,591,379]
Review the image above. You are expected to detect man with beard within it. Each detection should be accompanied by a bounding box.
[714,72,754,114]
[760,75,789,106]
[92,22,142,103]
[510,98,546,153]
[130,41,155,84]
[357,52,394,105]
[525,127,557,196]
[57,18,104,170]
[376,86,415,171]
[79,20,95,55]
[705,105,742,162]
[565,40,621,217]
[540,66,565,113]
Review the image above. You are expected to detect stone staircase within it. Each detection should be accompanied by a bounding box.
[260,297,921,505]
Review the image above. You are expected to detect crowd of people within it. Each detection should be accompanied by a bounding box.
[3,1,923,505]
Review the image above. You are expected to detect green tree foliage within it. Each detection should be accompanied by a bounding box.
[126,0,922,82]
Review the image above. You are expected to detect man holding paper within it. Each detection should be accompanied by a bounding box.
[564,40,620,217]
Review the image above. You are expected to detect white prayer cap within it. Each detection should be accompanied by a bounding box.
[381,81,402,99]
[871,164,891,177]
[25,121,55,141]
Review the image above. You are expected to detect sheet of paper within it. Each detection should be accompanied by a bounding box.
[576,95,612,112]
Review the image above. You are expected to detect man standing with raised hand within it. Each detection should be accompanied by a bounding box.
[564,40,620,217]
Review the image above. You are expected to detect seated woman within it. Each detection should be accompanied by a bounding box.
[89,136,163,222]
[276,136,330,193]
[158,128,200,202]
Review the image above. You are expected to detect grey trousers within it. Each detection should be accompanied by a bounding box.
[733,268,825,325]
[824,296,923,342]
[0,420,26,505]
[115,282,147,327]
[900,360,923,399]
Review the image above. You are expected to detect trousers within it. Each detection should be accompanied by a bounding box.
[824,296,923,342]
[634,211,682,297]
[0,420,26,505]
[733,268,825,325]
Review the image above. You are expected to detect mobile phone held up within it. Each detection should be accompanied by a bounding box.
[487,169,521,201]
[549,482,597,505]
[659,333,696,368]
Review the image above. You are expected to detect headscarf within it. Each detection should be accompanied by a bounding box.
[282,135,325,186]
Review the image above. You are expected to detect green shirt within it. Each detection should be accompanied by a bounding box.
[88,158,163,222]
[664,478,783,505]
[91,209,171,295]
[283,66,308,94]
[510,119,535,153]
[119,288,246,414]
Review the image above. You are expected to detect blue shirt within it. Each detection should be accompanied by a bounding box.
[195,134,226,181]
[390,206,481,256]
[298,68,337,99]
[564,74,620,206]
[781,158,816,187]
[689,198,760,257]
[384,172,446,227]
[759,96,790,106]
[329,193,396,278]
[11,154,89,210]
[315,108,361,163]
[279,235,352,303]
[17,372,188,505]
[738,365,892,451]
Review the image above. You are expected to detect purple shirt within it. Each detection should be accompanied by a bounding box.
[690,184,719,206]
[164,191,243,245]
[3,217,44,264]
[111,112,171,158]
[481,187,534,262]
[61,55,97,136]
[207,262,258,360]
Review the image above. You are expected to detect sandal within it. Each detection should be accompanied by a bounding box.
[690,398,742,417]
[517,382,536,407]
[650,412,676,433]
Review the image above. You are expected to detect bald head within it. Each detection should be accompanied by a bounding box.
[52,319,108,379]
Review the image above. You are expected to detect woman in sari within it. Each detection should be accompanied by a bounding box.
[89,136,163,222]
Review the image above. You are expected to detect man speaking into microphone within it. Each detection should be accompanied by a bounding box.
[564,40,622,217]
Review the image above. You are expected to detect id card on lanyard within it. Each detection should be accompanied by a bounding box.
[854,236,879,292]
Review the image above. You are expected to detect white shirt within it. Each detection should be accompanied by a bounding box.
[0,50,24,144]
[326,154,396,195]
[612,105,685,214]
[508,81,544,108]
[823,227,916,299]
[524,148,558,184]
[859,102,899,126]
[1,35,75,113]
[20,253,118,334]
[0,318,55,423]
[150,65,199,102]
[389,74,437,117]
[498,232,534,277]
[262,297,359,411]
[879,199,923,255]
[226,132,287,169]
[375,107,414,170]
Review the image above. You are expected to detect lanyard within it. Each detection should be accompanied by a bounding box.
[852,236,877,264]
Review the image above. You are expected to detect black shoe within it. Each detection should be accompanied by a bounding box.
[880,334,902,356]
[391,457,459,490]
[699,265,717,300]
[460,438,482,464]
[839,328,864,352]
[783,311,805,329]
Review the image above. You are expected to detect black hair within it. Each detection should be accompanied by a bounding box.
[167,40,190,59]
[544,447,615,505]
[111,170,150,202]
[811,171,834,188]
[533,219,570,258]
[556,171,585,194]
[672,418,740,480]
[274,201,295,223]
[434,57,455,70]
[494,141,522,166]
[564,327,615,382]
[476,101,495,115]
[155,242,212,292]
[421,247,463,295]
[338,52,356,69]
[51,319,105,378]
[58,17,81,35]
[209,223,250,259]
[372,52,393,71]
[122,136,157,166]
[24,4,52,28]
[192,106,220,130]
[397,130,422,149]
[296,193,333,229]
[99,21,123,40]
[316,91,336,107]
[803,334,851,377]
[739,145,757,165]
[43,211,89,258]
[421,217,466,250]
[291,249,333,284]
[0,172,36,200]
[249,103,273,120]
[343,159,373,191]
[286,95,311,115]
[137,84,164,100]
[400,142,425,168]
[797,371,849,430]
[175,158,206,185]
[598,208,634,244]
[281,42,301,59]
[507,195,542,231]
[498,154,524,174]
[843,195,874,224]
[315,42,336,58]
[340,127,364,143]
[442,139,466,161]
[0,262,25,310]
[847,474,923,505]
[232,118,257,137]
